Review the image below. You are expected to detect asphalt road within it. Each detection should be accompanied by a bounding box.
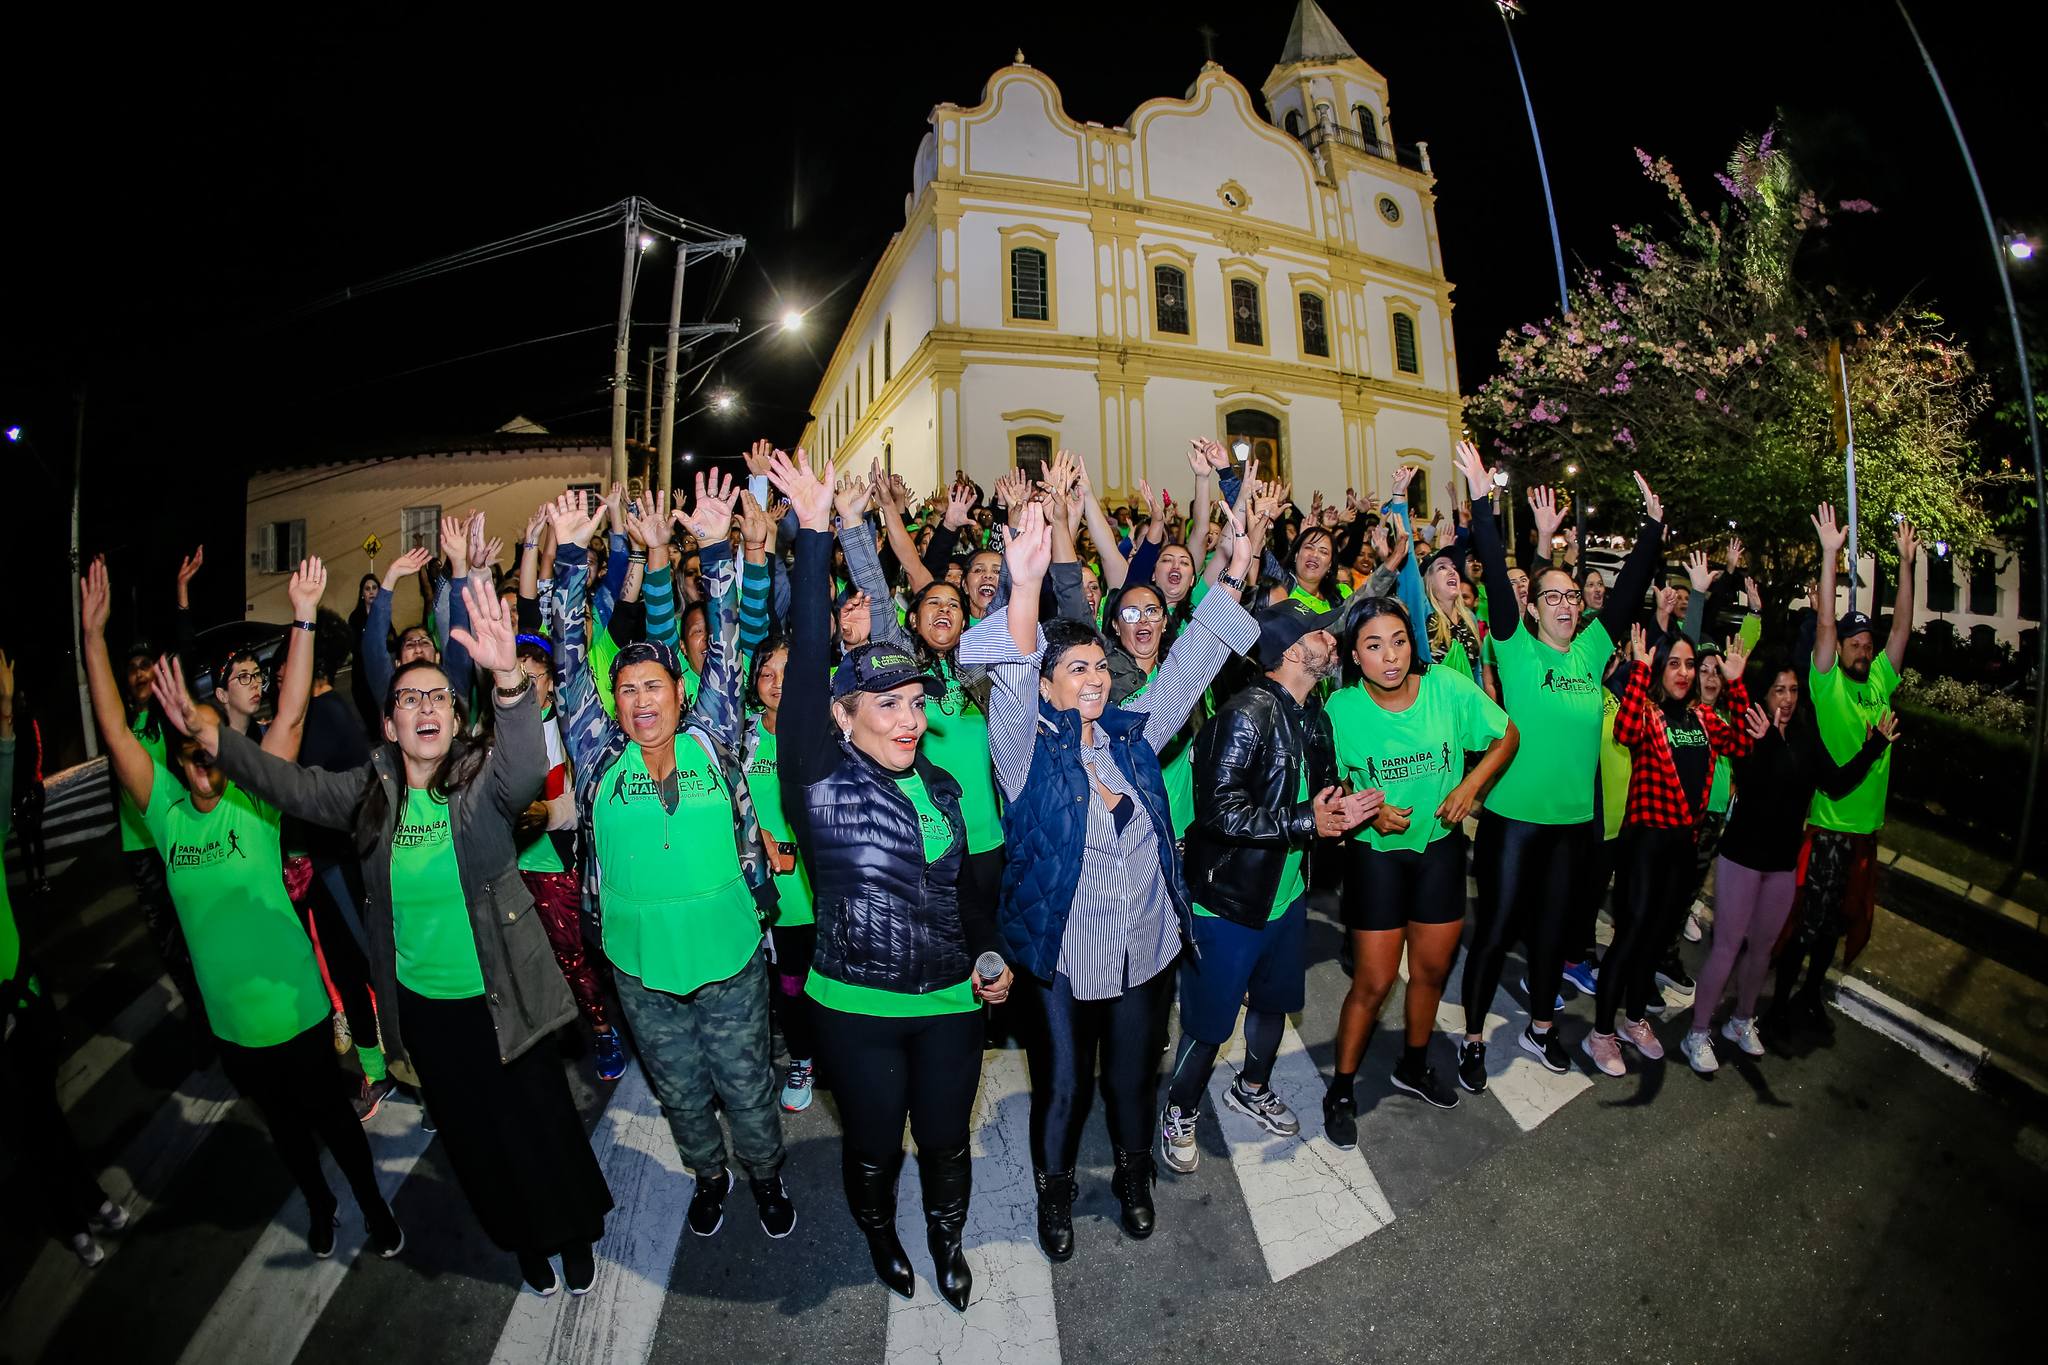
[4,817,2043,1365]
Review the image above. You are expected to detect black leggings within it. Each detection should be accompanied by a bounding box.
[1466,813,1590,1034]
[816,1004,984,1161]
[14,782,47,881]
[218,1018,386,1222]
[769,924,817,1062]
[1165,1008,1283,1114]
[1014,967,1172,1173]
[1595,825,1697,1031]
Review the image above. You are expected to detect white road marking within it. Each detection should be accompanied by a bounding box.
[1435,986,1592,1132]
[175,1099,434,1365]
[1833,976,1983,1087]
[1,1067,240,1364]
[1206,1020,1394,1282]
[55,972,177,1111]
[489,1063,688,1365]
[886,1046,1060,1365]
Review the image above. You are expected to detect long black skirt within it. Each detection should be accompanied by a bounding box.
[398,986,613,1254]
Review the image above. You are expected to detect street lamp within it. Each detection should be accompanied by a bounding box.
[639,234,655,252]
[781,310,805,333]
[1231,438,1251,462]
[4,426,19,443]
[711,391,735,413]
[2008,234,2035,262]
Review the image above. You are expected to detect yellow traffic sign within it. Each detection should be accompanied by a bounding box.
[363,533,382,557]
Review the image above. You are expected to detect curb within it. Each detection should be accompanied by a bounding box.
[1834,974,2048,1110]
[1878,843,2045,934]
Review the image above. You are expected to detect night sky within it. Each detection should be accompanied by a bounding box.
[4,2,2042,760]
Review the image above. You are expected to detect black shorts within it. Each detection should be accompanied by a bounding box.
[1340,832,1469,932]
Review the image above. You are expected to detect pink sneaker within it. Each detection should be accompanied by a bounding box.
[1581,1030,1625,1077]
[1619,1016,1665,1061]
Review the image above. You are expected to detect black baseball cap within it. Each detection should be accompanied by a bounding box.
[1255,600,1337,668]
[1837,611,1874,641]
[832,642,945,700]
[1422,546,1467,584]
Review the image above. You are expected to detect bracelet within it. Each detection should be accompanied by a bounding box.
[494,674,533,701]
[520,542,536,552]
[292,619,316,632]
[627,551,648,564]
[1219,573,1245,590]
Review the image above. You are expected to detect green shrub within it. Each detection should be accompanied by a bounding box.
[1888,697,2035,854]
[1898,668,2033,735]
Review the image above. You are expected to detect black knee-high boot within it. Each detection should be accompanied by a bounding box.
[845,1151,914,1299]
[919,1142,973,1311]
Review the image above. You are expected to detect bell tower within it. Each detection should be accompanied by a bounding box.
[1261,0,1394,165]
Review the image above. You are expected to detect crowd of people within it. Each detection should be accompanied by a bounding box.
[0,434,1916,1305]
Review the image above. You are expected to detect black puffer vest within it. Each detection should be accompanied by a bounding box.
[799,737,969,993]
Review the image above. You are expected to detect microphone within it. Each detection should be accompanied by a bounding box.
[975,951,1006,983]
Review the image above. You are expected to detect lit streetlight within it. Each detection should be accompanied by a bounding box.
[2008,234,2035,262]
[781,309,805,333]
[4,426,19,443]
[711,391,735,413]
[1231,438,1251,462]
[638,234,655,252]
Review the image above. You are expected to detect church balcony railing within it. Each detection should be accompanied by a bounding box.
[1299,124,1429,173]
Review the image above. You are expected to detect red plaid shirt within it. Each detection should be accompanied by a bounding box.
[1613,659,1752,831]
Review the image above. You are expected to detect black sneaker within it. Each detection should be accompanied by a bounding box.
[751,1173,797,1239]
[1390,1059,1460,1110]
[1322,1092,1359,1150]
[1519,1023,1571,1075]
[562,1241,596,1295]
[1454,1040,1488,1094]
[367,1202,406,1259]
[1655,955,1696,996]
[687,1167,731,1237]
[518,1251,560,1297]
[309,1210,339,1259]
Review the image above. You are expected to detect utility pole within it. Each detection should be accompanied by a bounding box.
[642,347,655,445]
[609,197,641,491]
[656,248,688,503]
[71,385,96,759]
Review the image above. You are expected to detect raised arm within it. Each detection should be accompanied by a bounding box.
[447,577,547,820]
[1809,502,1845,674]
[1596,471,1668,641]
[837,498,916,653]
[677,472,744,748]
[172,545,204,669]
[1127,522,1258,751]
[262,556,325,761]
[764,449,842,791]
[1611,628,1656,747]
[955,508,1054,802]
[1887,517,1918,674]
[543,489,619,781]
[1075,454,1131,589]
[1456,442,1522,642]
[80,559,157,811]
[363,547,427,703]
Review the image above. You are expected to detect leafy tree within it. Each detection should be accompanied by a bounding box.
[1464,129,2016,616]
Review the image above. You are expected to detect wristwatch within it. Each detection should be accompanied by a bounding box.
[292,619,316,632]
[1219,573,1245,590]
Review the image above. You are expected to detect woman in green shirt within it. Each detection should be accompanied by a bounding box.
[1323,598,1518,1134]
[743,635,821,1114]
[85,555,404,1262]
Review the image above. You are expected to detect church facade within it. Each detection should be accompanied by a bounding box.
[799,0,1463,515]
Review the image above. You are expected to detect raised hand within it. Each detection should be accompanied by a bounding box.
[149,654,212,741]
[287,556,327,620]
[833,470,873,525]
[1002,499,1053,583]
[738,490,777,554]
[448,578,520,680]
[1190,436,1230,474]
[869,460,907,516]
[544,489,604,549]
[1726,536,1745,573]
[942,483,975,531]
[477,535,505,573]
[743,438,774,480]
[1744,702,1772,741]
[383,545,432,592]
[524,505,547,548]
[466,509,489,567]
[1655,585,1678,622]
[1132,478,1155,522]
[1686,549,1714,594]
[82,556,112,637]
[1630,621,1651,663]
[626,490,675,549]
[680,470,739,542]
[440,514,471,577]
[1391,464,1417,499]
[1454,440,1492,501]
[1745,575,1763,614]
[1895,516,1919,563]
[1874,710,1901,743]
[1632,470,1664,523]
[1223,507,1256,580]
[1721,629,1749,679]
[604,482,627,536]
[175,546,205,609]
[1528,485,1564,544]
[765,448,834,532]
[1338,488,1361,524]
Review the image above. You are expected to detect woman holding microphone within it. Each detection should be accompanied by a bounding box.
[766,448,1010,1314]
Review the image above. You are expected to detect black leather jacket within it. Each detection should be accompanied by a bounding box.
[1185,676,1336,928]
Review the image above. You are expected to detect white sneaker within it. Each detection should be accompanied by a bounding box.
[1159,1104,1200,1174]
[1224,1078,1301,1137]
[68,1233,104,1269]
[1680,1030,1719,1074]
[89,1199,128,1232]
[1721,1016,1766,1058]
[1683,910,1704,943]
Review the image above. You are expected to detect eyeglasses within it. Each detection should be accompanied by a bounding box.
[227,670,264,688]
[1117,604,1165,624]
[393,687,453,713]
[518,666,549,685]
[1537,589,1586,607]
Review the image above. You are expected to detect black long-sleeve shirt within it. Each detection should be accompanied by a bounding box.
[1718,711,1888,872]
[1469,496,1663,647]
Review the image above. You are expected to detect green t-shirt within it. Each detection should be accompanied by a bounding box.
[806,769,975,1016]
[593,629,622,720]
[1326,668,1509,854]
[390,790,486,998]
[1289,581,1351,613]
[120,711,168,852]
[145,779,330,1046]
[1195,767,1309,921]
[922,661,1003,853]
[596,736,758,994]
[746,717,813,928]
[1808,653,1899,835]
[1125,672,1202,840]
[1600,691,1630,841]
[1485,619,1615,826]
[515,706,569,875]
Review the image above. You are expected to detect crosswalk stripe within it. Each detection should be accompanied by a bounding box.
[174,1099,435,1365]
[1205,1020,1393,1282]
[489,1063,688,1365]
[1437,988,1593,1131]
[1,1066,241,1365]
[886,1047,1060,1365]
[56,972,178,1111]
